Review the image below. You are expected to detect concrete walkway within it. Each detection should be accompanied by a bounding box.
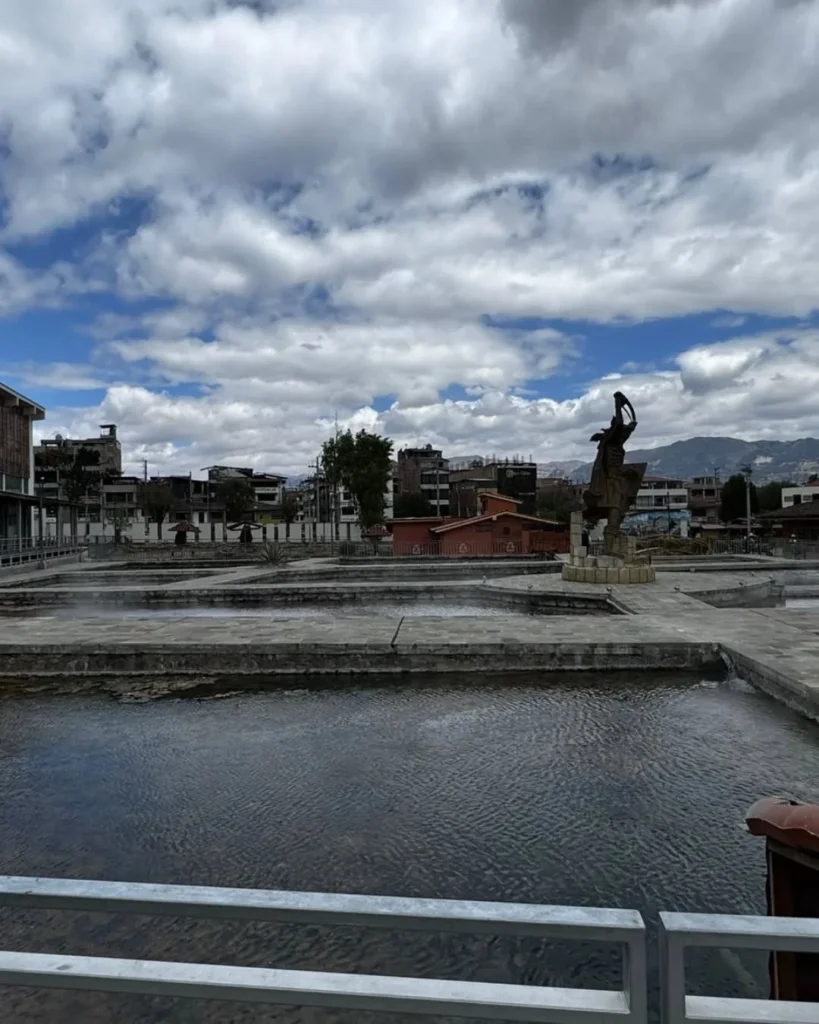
[0,560,818,720]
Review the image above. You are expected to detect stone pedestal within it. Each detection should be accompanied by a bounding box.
[563,512,655,584]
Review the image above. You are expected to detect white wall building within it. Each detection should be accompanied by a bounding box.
[782,482,819,507]
[633,477,689,513]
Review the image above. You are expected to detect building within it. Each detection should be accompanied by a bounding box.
[35,424,122,477]
[0,380,45,541]
[759,502,819,542]
[203,466,288,521]
[299,472,393,524]
[449,458,538,517]
[687,475,723,523]
[390,490,568,557]
[782,481,819,508]
[633,477,689,513]
[99,474,144,525]
[395,445,449,515]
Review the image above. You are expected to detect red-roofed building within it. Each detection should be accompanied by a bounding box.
[390,490,569,556]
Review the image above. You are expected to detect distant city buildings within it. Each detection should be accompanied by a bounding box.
[16,417,819,546]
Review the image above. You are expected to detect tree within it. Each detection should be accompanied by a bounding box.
[756,480,793,514]
[536,485,582,524]
[322,429,394,529]
[719,473,758,522]
[137,481,175,524]
[280,493,299,525]
[36,445,103,504]
[215,477,256,521]
[393,491,434,518]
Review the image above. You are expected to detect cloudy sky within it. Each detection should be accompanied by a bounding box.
[2,0,819,477]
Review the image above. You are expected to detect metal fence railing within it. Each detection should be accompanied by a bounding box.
[0,535,84,568]
[660,911,819,1024]
[0,875,647,1022]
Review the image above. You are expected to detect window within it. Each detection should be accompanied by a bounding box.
[794,495,802,504]
[198,511,206,523]
[502,526,511,535]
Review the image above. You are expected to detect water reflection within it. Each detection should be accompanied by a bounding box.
[1,673,818,1022]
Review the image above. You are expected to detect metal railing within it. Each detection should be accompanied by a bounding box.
[0,534,84,567]
[0,875,646,1021]
[660,911,819,1024]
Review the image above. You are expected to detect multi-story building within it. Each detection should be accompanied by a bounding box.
[782,481,819,508]
[687,475,723,523]
[35,424,121,478]
[300,472,393,524]
[204,466,287,507]
[449,457,538,517]
[395,445,449,515]
[0,380,45,541]
[633,476,689,513]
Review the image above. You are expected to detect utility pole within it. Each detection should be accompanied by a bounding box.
[742,464,753,540]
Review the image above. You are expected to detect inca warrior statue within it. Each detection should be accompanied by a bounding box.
[583,391,646,558]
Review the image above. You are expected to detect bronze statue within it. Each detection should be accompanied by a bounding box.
[583,391,646,557]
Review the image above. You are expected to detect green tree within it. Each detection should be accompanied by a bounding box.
[719,473,758,522]
[393,491,434,518]
[756,480,793,514]
[322,429,394,528]
[137,481,175,524]
[536,485,582,524]
[215,477,256,521]
[280,493,299,525]
[60,446,103,504]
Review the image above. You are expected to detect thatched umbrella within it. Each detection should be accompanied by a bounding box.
[227,520,263,544]
[169,520,200,546]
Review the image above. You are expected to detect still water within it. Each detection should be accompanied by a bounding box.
[1,674,819,1022]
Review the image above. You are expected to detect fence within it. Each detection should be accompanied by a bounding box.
[1,876,818,1020]
[33,520,365,546]
[0,534,83,568]
[660,910,819,1024]
[0,875,646,1022]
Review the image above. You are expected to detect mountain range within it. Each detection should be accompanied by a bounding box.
[539,437,819,484]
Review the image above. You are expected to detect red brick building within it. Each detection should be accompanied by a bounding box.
[390,491,569,556]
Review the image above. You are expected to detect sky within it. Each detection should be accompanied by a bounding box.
[2,0,819,478]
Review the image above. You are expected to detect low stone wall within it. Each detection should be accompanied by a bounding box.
[723,646,819,724]
[693,579,782,608]
[0,639,722,684]
[0,582,618,614]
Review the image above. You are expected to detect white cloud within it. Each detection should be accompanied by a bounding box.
[4,0,819,472]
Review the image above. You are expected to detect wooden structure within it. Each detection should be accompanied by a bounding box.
[746,797,819,1001]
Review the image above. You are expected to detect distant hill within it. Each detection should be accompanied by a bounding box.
[565,436,819,484]
[537,459,587,479]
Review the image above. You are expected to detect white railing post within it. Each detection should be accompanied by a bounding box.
[658,917,686,1024]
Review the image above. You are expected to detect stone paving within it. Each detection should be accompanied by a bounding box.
[0,558,817,720]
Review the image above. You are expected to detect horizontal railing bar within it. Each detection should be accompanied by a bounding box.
[0,952,630,1022]
[660,913,819,952]
[0,877,643,940]
[686,995,819,1024]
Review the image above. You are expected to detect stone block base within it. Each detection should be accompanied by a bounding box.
[562,563,656,584]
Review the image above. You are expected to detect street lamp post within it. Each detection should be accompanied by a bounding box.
[743,464,752,541]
